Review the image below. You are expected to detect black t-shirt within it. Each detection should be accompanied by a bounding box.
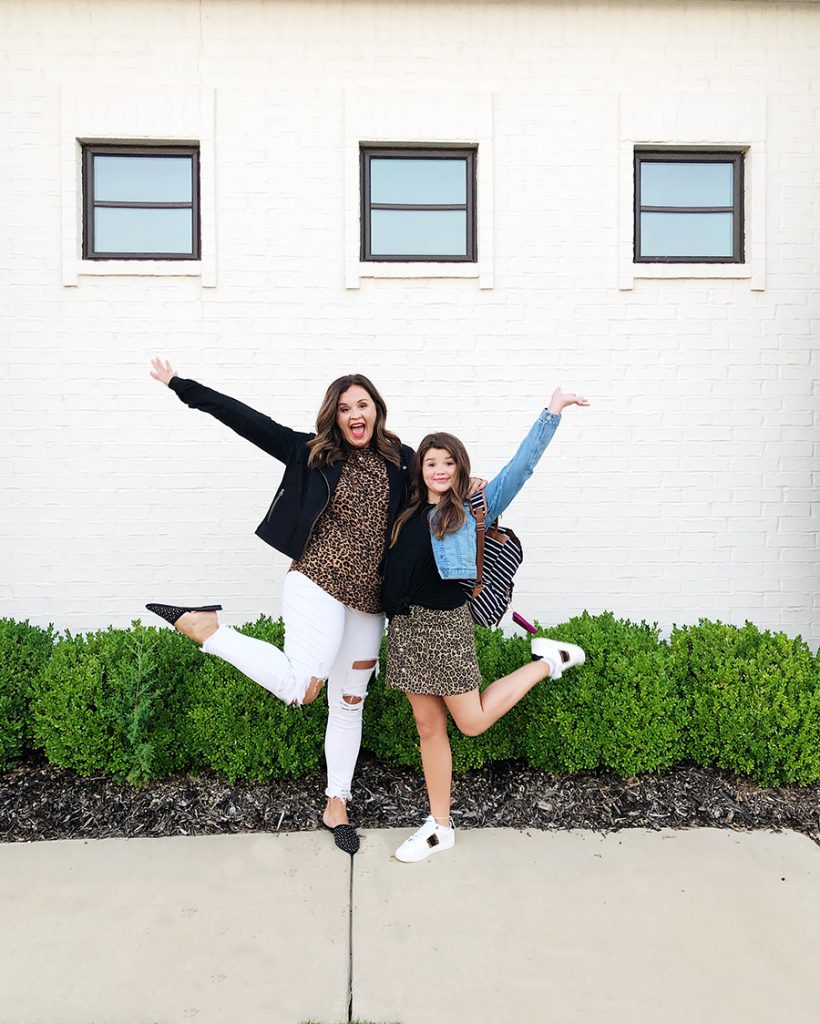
[381,503,468,619]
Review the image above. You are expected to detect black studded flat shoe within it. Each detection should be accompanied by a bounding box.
[145,603,223,627]
[319,816,360,855]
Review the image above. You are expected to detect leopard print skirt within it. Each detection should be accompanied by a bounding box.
[385,603,482,696]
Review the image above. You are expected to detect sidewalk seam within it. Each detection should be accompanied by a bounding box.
[347,853,354,1022]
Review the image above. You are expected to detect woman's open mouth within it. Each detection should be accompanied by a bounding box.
[350,423,367,441]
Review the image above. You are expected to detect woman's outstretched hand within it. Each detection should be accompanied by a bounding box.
[547,388,589,415]
[150,357,177,387]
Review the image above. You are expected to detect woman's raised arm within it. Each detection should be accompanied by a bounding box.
[149,357,308,463]
[150,357,178,387]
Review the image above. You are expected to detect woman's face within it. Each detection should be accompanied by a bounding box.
[422,447,458,503]
[336,385,377,448]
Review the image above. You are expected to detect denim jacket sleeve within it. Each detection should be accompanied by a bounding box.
[483,409,561,522]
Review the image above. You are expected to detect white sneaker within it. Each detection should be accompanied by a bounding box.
[531,637,586,679]
[395,816,455,863]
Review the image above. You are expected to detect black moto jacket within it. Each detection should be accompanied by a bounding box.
[169,377,414,567]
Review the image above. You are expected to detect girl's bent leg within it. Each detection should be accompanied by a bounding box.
[201,572,347,707]
[407,692,453,824]
[323,606,385,819]
[443,660,552,737]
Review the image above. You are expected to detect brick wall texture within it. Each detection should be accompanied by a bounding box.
[1,0,818,646]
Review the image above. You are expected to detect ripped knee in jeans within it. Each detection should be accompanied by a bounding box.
[299,676,326,706]
[339,658,376,711]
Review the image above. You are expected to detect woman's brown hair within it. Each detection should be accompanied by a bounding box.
[390,432,471,545]
[306,374,402,468]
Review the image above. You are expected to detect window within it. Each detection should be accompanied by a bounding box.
[634,151,744,263]
[82,144,200,260]
[360,147,476,262]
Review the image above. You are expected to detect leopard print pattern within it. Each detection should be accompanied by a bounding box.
[385,603,482,696]
[292,447,389,614]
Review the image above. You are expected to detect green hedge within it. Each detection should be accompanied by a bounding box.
[5,612,819,786]
[32,623,201,783]
[520,611,685,775]
[0,618,55,771]
[188,615,328,782]
[668,620,820,786]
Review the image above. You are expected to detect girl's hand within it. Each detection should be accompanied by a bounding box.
[547,387,589,415]
[150,357,177,387]
[467,476,488,496]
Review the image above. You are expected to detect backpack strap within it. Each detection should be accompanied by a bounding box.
[471,489,487,599]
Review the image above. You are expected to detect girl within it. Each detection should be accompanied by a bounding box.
[382,386,588,862]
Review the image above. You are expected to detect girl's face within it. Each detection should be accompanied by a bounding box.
[336,385,377,448]
[422,447,457,503]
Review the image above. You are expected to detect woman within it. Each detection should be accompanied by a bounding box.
[146,359,415,853]
[382,386,588,863]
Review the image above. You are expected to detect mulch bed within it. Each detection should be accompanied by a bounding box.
[1,753,818,845]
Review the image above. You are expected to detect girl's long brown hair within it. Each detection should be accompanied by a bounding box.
[306,374,402,468]
[390,432,471,545]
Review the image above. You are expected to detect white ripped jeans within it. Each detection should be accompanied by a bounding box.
[201,571,384,801]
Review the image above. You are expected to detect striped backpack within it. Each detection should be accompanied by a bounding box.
[459,489,524,627]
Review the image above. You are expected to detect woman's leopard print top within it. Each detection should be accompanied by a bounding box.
[291,447,389,613]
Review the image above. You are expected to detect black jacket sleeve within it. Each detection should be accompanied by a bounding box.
[168,377,311,463]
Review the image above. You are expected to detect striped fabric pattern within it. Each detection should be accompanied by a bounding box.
[459,492,524,627]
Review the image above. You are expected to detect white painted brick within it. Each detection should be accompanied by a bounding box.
[1,0,818,648]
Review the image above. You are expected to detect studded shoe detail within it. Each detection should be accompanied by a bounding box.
[145,603,223,627]
[319,817,361,855]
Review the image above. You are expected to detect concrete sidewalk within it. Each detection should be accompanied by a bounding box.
[1,827,818,1024]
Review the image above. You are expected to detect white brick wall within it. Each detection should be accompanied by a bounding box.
[1,0,818,646]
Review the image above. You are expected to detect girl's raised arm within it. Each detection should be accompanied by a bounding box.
[483,386,588,522]
[547,387,589,415]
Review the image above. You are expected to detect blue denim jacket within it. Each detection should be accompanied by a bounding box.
[429,409,561,580]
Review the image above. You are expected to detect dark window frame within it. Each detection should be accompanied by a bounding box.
[82,143,201,260]
[634,150,744,264]
[360,146,477,263]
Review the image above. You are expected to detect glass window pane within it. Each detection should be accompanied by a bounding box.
[94,155,193,203]
[370,158,467,205]
[640,212,734,258]
[94,208,194,254]
[370,210,467,257]
[641,161,734,208]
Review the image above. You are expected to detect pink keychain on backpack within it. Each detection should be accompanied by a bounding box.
[512,611,537,635]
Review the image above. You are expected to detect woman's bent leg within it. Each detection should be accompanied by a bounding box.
[200,626,301,703]
[201,572,346,706]
[323,607,385,803]
[407,693,452,824]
